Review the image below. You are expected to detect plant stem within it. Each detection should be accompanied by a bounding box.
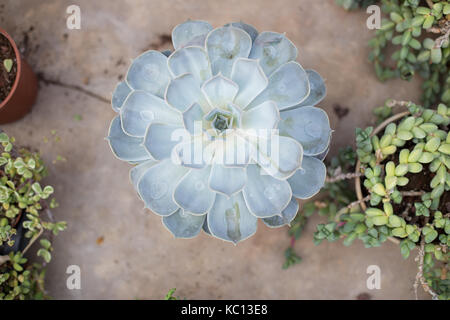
[335,195,371,222]
[326,172,363,183]
[414,238,439,300]
[22,227,43,255]
[400,191,425,197]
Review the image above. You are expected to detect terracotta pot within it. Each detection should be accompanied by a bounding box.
[0,28,38,124]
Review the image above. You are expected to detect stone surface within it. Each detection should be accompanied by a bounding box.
[1,0,428,299]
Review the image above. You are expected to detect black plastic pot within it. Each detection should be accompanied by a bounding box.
[0,213,28,256]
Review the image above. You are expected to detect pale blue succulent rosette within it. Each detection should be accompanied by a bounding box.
[107,20,332,244]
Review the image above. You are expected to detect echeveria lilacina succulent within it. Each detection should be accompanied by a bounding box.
[107,20,332,244]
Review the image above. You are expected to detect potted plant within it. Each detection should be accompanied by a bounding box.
[106,20,333,243]
[336,0,450,107]
[0,130,66,299]
[0,28,38,124]
[311,100,449,299]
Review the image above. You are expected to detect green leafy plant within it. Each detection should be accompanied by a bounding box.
[339,0,450,107]
[0,131,66,300]
[336,0,379,10]
[0,252,47,300]
[165,288,178,300]
[312,101,449,299]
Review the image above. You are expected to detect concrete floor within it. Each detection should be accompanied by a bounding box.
[1,0,429,299]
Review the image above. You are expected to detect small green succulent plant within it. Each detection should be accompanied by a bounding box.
[0,251,47,300]
[0,131,66,300]
[313,101,449,299]
[107,20,332,243]
[338,0,450,107]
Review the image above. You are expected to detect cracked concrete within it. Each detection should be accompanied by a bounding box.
[1,0,429,299]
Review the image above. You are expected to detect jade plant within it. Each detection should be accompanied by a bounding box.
[107,20,332,243]
[312,101,449,299]
[339,0,450,107]
[0,131,66,300]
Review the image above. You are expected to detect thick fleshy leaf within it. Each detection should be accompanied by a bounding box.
[288,156,326,199]
[126,50,171,98]
[211,133,252,167]
[184,34,208,47]
[243,164,292,218]
[174,166,215,214]
[231,58,268,108]
[143,123,185,160]
[183,103,206,134]
[165,73,209,112]
[206,26,252,77]
[130,160,158,191]
[297,69,326,107]
[120,91,182,137]
[254,135,303,180]
[207,192,257,244]
[209,164,246,196]
[168,46,212,84]
[249,32,298,76]
[224,22,258,42]
[279,106,331,156]
[263,197,299,228]
[163,209,206,239]
[173,136,214,169]
[248,62,310,110]
[314,147,330,161]
[241,101,279,130]
[137,159,188,215]
[172,20,213,50]
[112,81,132,112]
[107,116,151,162]
[226,103,243,127]
[201,74,239,109]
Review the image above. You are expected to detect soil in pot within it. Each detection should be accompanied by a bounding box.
[0,33,17,104]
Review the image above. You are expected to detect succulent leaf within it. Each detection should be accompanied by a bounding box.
[263,197,299,228]
[172,20,213,50]
[163,209,206,238]
[248,61,310,110]
[112,81,132,112]
[107,20,330,243]
[279,106,332,156]
[173,166,215,214]
[249,32,298,76]
[207,192,257,244]
[206,26,252,77]
[243,164,292,218]
[126,50,171,97]
[107,116,151,162]
[288,156,326,199]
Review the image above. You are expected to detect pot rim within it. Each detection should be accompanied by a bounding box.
[0,28,22,110]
